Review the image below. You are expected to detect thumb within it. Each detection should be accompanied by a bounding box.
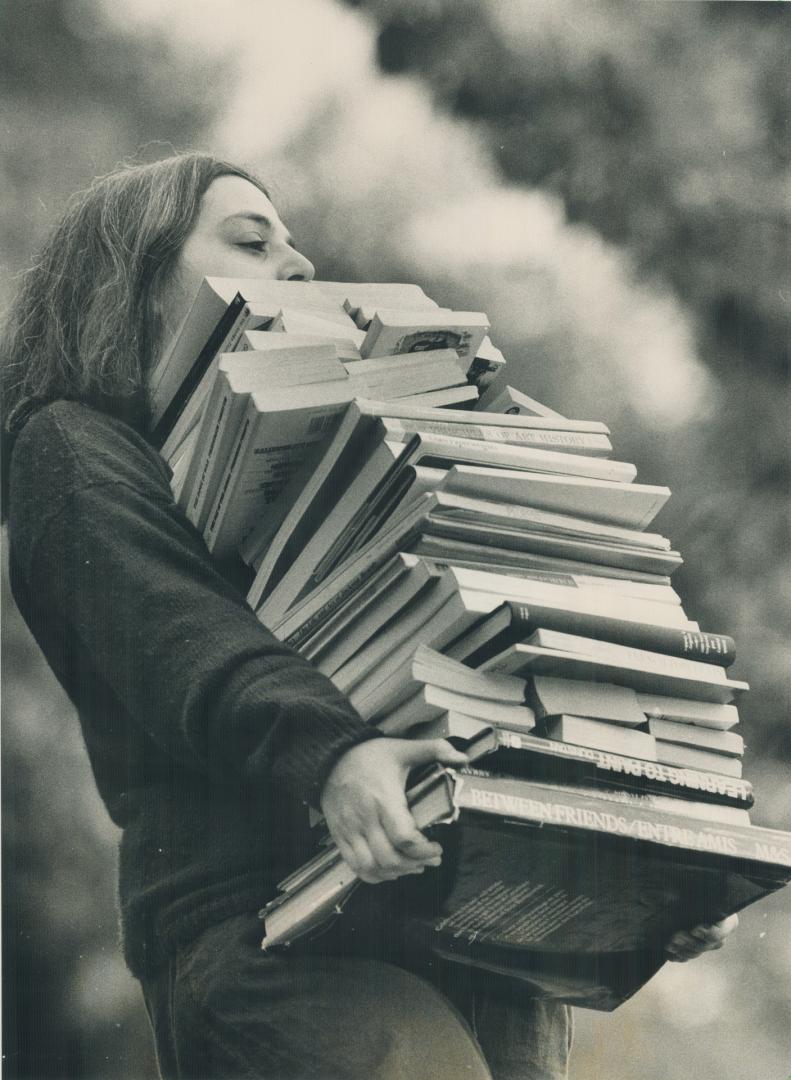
[398,738,469,769]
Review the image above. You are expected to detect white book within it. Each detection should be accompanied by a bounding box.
[240,329,362,362]
[299,553,423,661]
[255,439,409,619]
[344,297,444,328]
[378,685,535,737]
[636,693,740,730]
[545,715,658,761]
[347,401,603,433]
[426,556,687,610]
[269,307,365,339]
[314,559,442,677]
[526,628,728,684]
[203,383,356,557]
[386,428,637,483]
[180,346,347,527]
[528,676,646,727]
[347,589,495,718]
[428,490,672,550]
[330,573,463,695]
[441,465,671,530]
[260,492,443,633]
[151,277,436,431]
[482,644,749,705]
[646,718,744,757]
[411,534,680,593]
[409,645,527,703]
[360,309,490,361]
[381,417,613,456]
[396,385,480,409]
[475,383,564,418]
[162,309,357,459]
[345,351,468,398]
[654,741,744,778]
[414,527,682,580]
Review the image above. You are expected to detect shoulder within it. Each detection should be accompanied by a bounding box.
[12,400,170,493]
[9,401,172,540]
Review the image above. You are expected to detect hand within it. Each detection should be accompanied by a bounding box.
[664,913,739,962]
[320,738,468,885]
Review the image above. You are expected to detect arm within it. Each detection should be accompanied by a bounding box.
[9,403,459,879]
[8,404,377,803]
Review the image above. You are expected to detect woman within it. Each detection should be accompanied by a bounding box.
[3,153,734,1080]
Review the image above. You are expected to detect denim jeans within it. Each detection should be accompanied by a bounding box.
[140,912,572,1080]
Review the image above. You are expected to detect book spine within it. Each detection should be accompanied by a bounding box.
[184,385,235,523]
[423,519,680,576]
[530,629,728,682]
[452,773,791,868]
[636,694,739,728]
[431,493,669,549]
[151,293,247,446]
[413,432,637,483]
[384,419,613,455]
[222,305,258,353]
[204,404,257,551]
[488,729,754,807]
[502,603,735,666]
[357,400,604,432]
[484,646,746,704]
[208,403,347,557]
[273,517,426,645]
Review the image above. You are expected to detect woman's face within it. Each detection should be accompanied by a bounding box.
[161,175,316,339]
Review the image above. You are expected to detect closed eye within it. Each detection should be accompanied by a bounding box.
[237,239,268,253]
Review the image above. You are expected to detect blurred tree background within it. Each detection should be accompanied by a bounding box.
[1,1,789,1077]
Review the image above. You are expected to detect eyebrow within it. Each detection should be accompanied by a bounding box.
[222,212,295,247]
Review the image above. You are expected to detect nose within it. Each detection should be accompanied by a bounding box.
[278,244,315,282]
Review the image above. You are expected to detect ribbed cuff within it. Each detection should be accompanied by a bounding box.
[270,704,386,809]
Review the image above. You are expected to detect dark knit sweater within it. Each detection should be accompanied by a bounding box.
[8,401,381,977]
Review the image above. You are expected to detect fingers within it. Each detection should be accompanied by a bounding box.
[320,737,463,885]
[367,820,439,879]
[398,737,469,769]
[334,815,439,884]
[665,914,739,961]
[379,794,443,865]
[326,785,442,884]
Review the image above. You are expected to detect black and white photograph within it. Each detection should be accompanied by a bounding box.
[2,2,790,1078]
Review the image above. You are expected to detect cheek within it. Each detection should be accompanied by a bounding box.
[180,236,283,284]
[157,265,200,339]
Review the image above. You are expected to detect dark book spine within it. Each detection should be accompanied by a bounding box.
[467,601,736,668]
[152,292,246,448]
[485,730,753,808]
[454,773,791,870]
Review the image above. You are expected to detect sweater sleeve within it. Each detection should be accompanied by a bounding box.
[8,402,380,805]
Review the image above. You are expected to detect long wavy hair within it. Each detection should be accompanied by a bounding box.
[1,152,266,446]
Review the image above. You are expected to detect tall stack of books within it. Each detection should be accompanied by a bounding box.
[156,277,791,1011]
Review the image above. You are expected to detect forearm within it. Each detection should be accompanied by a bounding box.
[12,476,376,802]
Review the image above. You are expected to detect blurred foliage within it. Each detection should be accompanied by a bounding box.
[345,0,791,758]
[1,1,789,1078]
